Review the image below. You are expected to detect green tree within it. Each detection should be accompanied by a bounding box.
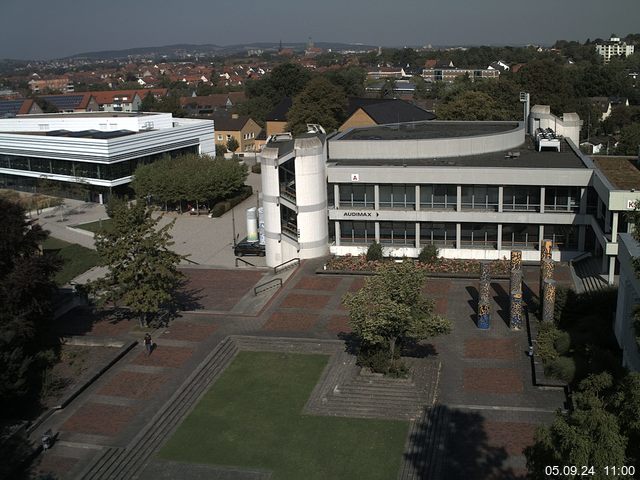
[215,143,227,158]
[139,92,158,112]
[226,136,239,153]
[343,262,452,371]
[92,201,185,327]
[438,90,510,121]
[286,76,348,135]
[616,123,640,155]
[379,78,396,99]
[324,66,366,97]
[0,198,60,414]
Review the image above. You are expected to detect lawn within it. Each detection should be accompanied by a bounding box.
[74,218,113,233]
[42,237,101,285]
[159,351,409,480]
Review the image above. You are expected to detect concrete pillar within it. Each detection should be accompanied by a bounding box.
[597,198,602,220]
[605,209,611,233]
[478,262,491,329]
[334,184,340,209]
[374,185,380,210]
[538,225,544,253]
[415,185,420,211]
[602,254,609,274]
[539,187,545,213]
[579,187,587,214]
[498,186,504,213]
[456,223,462,249]
[415,222,420,249]
[456,185,462,211]
[497,224,502,250]
[578,225,586,251]
[612,212,619,242]
[335,221,341,246]
[608,256,616,285]
[375,222,380,242]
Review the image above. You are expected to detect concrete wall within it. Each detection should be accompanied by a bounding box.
[529,105,582,147]
[614,233,640,371]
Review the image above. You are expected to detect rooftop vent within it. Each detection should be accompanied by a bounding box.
[505,151,521,159]
[306,124,326,134]
[535,128,561,152]
[266,132,293,144]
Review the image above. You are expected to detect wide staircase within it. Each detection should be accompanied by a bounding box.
[572,256,609,294]
[78,336,239,480]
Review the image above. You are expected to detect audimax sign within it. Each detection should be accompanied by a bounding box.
[342,211,379,217]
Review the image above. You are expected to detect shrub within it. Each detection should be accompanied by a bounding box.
[553,331,571,355]
[357,346,391,373]
[536,322,561,363]
[251,163,261,174]
[418,244,439,264]
[366,241,383,261]
[210,203,227,217]
[545,356,576,383]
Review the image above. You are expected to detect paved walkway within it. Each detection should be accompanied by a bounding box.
[31,260,573,480]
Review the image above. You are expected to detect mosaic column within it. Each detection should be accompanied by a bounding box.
[540,257,554,298]
[478,262,491,329]
[509,268,523,330]
[542,279,557,323]
[510,250,522,272]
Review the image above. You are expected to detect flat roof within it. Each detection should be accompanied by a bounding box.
[329,137,586,169]
[593,156,640,190]
[0,129,141,139]
[337,121,520,141]
[14,112,158,119]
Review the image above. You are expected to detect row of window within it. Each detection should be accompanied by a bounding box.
[0,146,197,181]
[331,184,582,212]
[335,221,578,250]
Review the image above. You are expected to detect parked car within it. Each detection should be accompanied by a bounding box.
[234,239,265,257]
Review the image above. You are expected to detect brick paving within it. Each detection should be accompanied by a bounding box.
[326,314,351,334]
[280,292,331,309]
[35,455,79,479]
[54,307,134,337]
[484,421,537,456]
[158,321,218,342]
[181,268,265,311]
[131,345,194,369]
[97,371,167,399]
[62,403,140,437]
[464,367,525,394]
[294,276,341,291]
[263,311,320,331]
[464,338,518,360]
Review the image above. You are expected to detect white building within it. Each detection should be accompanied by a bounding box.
[258,107,640,285]
[0,112,214,203]
[614,233,640,371]
[596,35,635,63]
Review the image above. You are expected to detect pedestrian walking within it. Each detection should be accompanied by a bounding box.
[144,333,152,356]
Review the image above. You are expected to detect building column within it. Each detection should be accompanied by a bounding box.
[538,225,544,253]
[415,222,420,248]
[375,222,380,243]
[597,198,602,220]
[335,221,341,246]
[612,212,619,242]
[497,224,502,251]
[539,187,545,213]
[415,185,420,211]
[605,209,611,233]
[579,187,587,214]
[456,185,462,211]
[602,253,609,274]
[498,186,504,213]
[334,184,340,209]
[374,185,380,210]
[608,256,616,285]
[456,223,462,249]
[578,225,586,251]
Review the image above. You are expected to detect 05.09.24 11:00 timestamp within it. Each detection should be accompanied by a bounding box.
[544,465,636,477]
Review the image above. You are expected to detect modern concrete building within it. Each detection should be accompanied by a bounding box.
[614,233,640,371]
[0,112,215,202]
[258,107,640,285]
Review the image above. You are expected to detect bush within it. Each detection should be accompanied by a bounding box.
[366,241,383,261]
[553,331,571,355]
[545,356,576,383]
[536,322,561,363]
[210,203,227,217]
[251,163,262,174]
[418,244,439,264]
[357,344,407,377]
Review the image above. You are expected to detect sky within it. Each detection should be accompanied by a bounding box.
[1,0,639,60]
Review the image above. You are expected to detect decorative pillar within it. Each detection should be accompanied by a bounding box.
[540,257,554,299]
[542,279,557,323]
[509,250,523,330]
[510,287,523,330]
[478,262,491,329]
[510,249,522,272]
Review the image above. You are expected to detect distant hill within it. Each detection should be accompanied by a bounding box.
[63,41,379,61]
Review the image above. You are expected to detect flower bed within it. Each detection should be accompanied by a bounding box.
[325,255,510,276]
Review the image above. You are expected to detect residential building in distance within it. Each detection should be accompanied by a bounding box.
[0,112,215,203]
[596,35,635,63]
[589,96,630,121]
[422,61,501,83]
[258,105,640,289]
[180,93,246,116]
[366,67,409,80]
[37,93,99,113]
[92,89,168,112]
[212,113,262,152]
[0,99,43,117]
[28,76,74,93]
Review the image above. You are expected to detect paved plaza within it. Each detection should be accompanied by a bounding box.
[30,259,571,480]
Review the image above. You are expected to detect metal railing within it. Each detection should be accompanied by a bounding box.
[274,257,300,274]
[235,257,256,267]
[183,257,200,265]
[254,278,283,295]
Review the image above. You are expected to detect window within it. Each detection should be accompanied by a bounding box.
[340,221,375,244]
[379,222,416,246]
[339,184,374,208]
[420,222,456,247]
[503,186,540,211]
[544,187,580,212]
[461,186,499,211]
[379,184,415,209]
[420,184,456,209]
[217,135,223,141]
[502,224,539,249]
[544,225,578,250]
[460,223,498,248]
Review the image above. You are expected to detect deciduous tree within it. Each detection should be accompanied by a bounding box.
[286,76,347,134]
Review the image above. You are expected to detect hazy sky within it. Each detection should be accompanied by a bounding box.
[1,0,638,60]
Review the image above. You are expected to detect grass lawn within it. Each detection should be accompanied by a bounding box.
[159,351,409,480]
[74,218,113,233]
[42,237,101,285]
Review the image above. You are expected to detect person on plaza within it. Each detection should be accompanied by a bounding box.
[144,333,152,356]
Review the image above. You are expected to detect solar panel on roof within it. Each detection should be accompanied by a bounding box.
[0,100,25,115]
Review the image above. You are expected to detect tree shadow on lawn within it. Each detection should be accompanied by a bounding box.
[407,405,526,480]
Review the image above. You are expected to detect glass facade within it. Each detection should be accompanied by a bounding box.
[460,223,498,248]
[420,184,456,209]
[0,146,197,182]
[379,184,415,209]
[503,186,540,211]
[339,184,374,208]
[502,224,539,249]
[420,222,456,247]
[461,185,499,211]
[379,221,416,245]
[340,221,375,244]
[544,224,578,250]
[544,187,580,212]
